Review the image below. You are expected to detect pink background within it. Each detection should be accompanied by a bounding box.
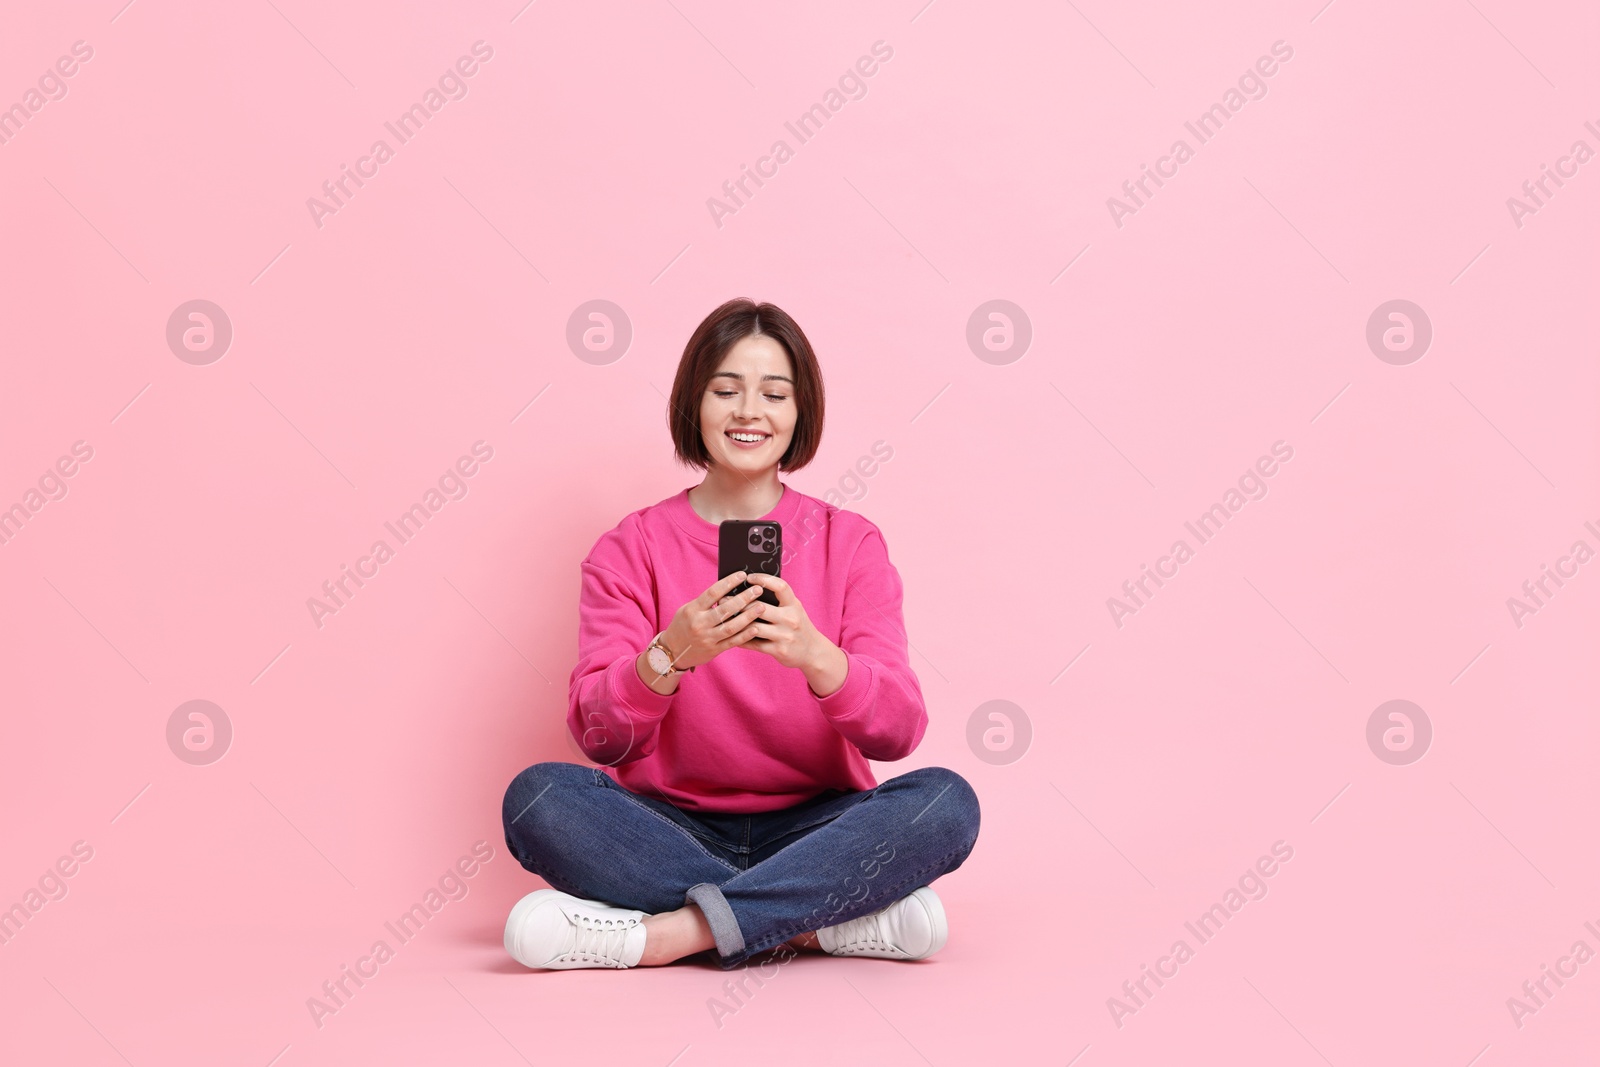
[2,0,1596,1064]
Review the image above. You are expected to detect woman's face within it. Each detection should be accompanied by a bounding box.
[699,332,798,473]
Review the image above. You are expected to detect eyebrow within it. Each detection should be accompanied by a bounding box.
[711,371,794,385]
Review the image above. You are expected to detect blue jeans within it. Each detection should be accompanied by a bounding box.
[501,762,981,969]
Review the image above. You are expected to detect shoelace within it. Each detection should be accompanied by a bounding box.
[561,910,638,966]
[827,909,900,955]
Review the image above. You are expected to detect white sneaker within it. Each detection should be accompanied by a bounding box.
[503,889,650,969]
[815,886,949,960]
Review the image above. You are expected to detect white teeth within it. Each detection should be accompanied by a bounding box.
[729,433,765,442]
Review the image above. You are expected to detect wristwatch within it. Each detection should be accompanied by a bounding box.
[645,631,695,678]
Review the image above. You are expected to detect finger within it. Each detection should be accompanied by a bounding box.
[713,614,766,653]
[707,578,768,626]
[714,589,761,621]
[716,600,765,636]
[708,585,764,620]
[746,573,795,605]
[703,570,748,605]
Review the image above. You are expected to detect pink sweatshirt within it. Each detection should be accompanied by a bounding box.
[568,483,928,812]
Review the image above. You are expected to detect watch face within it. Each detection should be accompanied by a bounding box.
[647,645,670,674]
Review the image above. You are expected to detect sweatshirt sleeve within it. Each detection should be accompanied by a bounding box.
[810,522,929,761]
[568,544,677,766]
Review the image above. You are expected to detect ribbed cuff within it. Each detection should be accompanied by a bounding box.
[685,882,745,960]
[609,650,676,717]
[811,650,872,719]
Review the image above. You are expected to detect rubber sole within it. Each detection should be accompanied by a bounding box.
[906,886,950,959]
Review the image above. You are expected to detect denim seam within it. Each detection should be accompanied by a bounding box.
[734,842,972,962]
[509,850,601,903]
[590,767,742,875]
[747,792,872,854]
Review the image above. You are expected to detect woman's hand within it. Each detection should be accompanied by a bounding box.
[660,570,769,671]
[739,575,832,668]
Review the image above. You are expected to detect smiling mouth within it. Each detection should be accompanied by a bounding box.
[726,431,769,444]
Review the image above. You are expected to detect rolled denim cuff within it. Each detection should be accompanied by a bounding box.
[685,882,745,959]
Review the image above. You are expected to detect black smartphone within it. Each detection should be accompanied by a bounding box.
[718,520,783,609]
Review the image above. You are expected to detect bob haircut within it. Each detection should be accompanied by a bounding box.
[668,298,824,473]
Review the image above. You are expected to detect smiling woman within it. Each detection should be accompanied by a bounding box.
[665,301,823,479]
[497,297,981,975]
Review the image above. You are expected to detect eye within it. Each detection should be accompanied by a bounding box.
[764,394,789,402]
[712,390,737,398]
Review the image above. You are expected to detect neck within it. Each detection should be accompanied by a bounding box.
[689,466,784,523]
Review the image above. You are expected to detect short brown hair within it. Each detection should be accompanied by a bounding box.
[668,298,824,472]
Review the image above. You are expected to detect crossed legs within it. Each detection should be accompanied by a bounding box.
[502,762,980,969]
